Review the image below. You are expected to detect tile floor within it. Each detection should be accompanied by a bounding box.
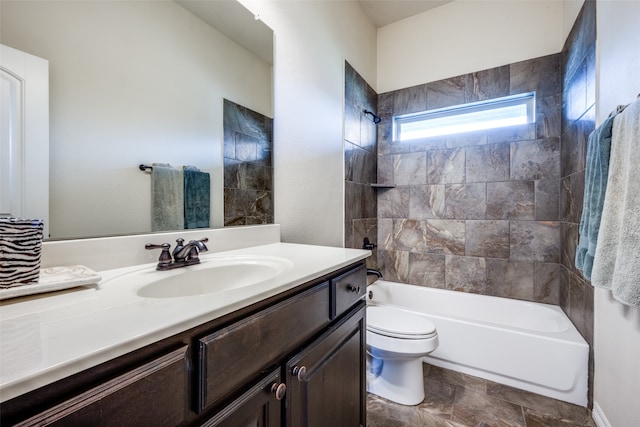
[367,364,596,427]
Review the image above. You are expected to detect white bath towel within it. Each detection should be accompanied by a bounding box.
[591,98,640,309]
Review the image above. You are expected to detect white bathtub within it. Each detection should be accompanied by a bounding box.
[367,280,589,407]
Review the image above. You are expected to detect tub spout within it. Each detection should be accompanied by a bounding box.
[367,268,383,278]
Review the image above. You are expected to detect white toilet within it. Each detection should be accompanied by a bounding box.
[366,305,439,405]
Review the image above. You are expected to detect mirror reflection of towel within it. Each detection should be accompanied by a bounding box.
[183,166,210,229]
[151,164,184,231]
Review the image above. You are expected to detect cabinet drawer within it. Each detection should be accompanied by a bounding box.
[331,264,366,319]
[198,281,330,412]
[15,346,189,427]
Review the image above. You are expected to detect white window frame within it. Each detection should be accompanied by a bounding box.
[393,92,536,142]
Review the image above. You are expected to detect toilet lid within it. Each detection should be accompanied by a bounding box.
[367,306,437,339]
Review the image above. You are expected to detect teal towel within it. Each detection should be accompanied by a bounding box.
[575,116,615,280]
[183,167,210,229]
[151,163,184,232]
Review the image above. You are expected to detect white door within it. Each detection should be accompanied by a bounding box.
[0,44,49,237]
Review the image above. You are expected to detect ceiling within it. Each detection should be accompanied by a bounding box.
[358,0,455,28]
[176,0,273,65]
[176,0,454,64]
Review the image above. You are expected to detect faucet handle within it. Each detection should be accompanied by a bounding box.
[195,237,209,252]
[363,237,376,250]
[185,238,209,261]
[145,243,172,269]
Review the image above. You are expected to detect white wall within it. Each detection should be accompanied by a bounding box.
[593,1,640,426]
[377,0,564,93]
[1,1,272,238]
[240,0,377,246]
[563,0,586,42]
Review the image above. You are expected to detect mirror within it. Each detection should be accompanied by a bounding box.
[0,0,273,240]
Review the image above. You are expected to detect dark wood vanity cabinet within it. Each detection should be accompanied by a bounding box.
[198,263,366,427]
[1,262,367,427]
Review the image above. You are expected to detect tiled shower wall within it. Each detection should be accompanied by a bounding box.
[344,62,378,269]
[345,0,595,341]
[376,54,564,305]
[560,0,596,358]
[223,99,274,226]
[343,0,596,405]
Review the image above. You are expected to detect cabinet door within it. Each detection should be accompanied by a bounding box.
[199,369,284,427]
[15,346,189,427]
[286,303,366,427]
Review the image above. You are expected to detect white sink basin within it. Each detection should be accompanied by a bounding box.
[133,256,294,298]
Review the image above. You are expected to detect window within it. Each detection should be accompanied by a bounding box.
[394,92,535,141]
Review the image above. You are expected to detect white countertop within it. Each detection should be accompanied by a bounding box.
[0,242,370,402]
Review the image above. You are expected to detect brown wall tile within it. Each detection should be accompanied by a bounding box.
[409,185,446,219]
[563,93,593,238]
[510,221,561,262]
[465,143,510,182]
[465,66,510,102]
[487,181,535,220]
[393,219,428,252]
[408,252,446,287]
[344,62,378,262]
[445,255,487,293]
[445,183,487,219]
[486,259,535,300]
[466,220,510,258]
[394,152,427,185]
[375,54,564,306]
[427,75,466,109]
[426,220,465,255]
[533,262,563,305]
[510,138,561,180]
[428,148,466,184]
[535,179,561,221]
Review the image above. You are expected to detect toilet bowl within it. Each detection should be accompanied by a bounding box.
[366,305,439,405]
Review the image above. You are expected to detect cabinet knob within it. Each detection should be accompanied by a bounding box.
[292,365,307,381]
[271,382,286,400]
[346,284,360,293]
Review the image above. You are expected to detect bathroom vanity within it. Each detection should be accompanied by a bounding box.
[0,240,369,426]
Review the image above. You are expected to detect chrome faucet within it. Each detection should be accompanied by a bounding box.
[146,237,209,270]
[173,238,208,262]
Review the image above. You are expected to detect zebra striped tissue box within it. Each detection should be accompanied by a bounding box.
[0,218,45,288]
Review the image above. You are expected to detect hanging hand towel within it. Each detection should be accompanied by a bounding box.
[591,98,640,308]
[151,163,184,232]
[183,166,210,229]
[575,116,615,280]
